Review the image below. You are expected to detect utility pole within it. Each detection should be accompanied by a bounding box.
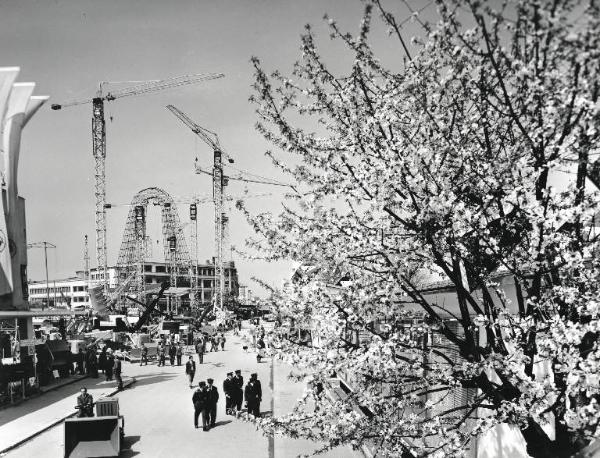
[27,242,56,310]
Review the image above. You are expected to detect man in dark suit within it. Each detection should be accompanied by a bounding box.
[232,369,244,416]
[168,343,177,366]
[195,338,204,364]
[185,356,196,388]
[223,372,233,415]
[245,373,262,418]
[206,378,219,428]
[176,343,183,366]
[105,350,114,381]
[140,344,148,366]
[113,357,123,391]
[192,381,208,429]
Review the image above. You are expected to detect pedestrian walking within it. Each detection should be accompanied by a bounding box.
[105,350,114,381]
[169,343,177,366]
[99,347,107,374]
[158,343,166,367]
[256,337,265,363]
[210,335,218,352]
[195,338,204,364]
[223,372,233,415]
[232,369,244,416]
[220,333,226,351]
[87,348,98,378]
[245,373,262,418]
[113,357,123,391]
[140,344,148,366]
[176,343,183,366]
[192,381,208,430]
[76,348,85,375]
[185,356,196,388]
[206,378,219,428]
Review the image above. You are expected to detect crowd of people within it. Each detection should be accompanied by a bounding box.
[75,318,267,431]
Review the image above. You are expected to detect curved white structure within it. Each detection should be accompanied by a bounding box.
[0,67,48,309]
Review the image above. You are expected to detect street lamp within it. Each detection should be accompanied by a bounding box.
[27,241,56,310]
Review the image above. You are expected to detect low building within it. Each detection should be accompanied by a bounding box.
[29,260,240,309]
[28,277,90,309]
[121,260,239,305]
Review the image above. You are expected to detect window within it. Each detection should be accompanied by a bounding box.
[156,265,166,273]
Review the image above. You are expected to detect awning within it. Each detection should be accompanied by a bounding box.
[0,309,89,318]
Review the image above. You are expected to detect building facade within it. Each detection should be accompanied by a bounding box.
[127,260,239,305]
[28,260,240,309]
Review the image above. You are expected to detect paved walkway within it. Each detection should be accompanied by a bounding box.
[0,372,134,454]
[3,325,362,457]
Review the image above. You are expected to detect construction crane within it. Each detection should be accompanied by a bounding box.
[51,73,224,295]
[83,235,90,285]
[166,105,234,320]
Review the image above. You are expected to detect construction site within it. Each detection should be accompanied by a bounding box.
[0,67,283,406]
[0,3,370,457]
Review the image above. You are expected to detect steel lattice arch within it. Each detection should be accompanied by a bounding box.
[116,187,191,298]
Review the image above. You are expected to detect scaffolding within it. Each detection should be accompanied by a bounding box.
[116,187,191,310]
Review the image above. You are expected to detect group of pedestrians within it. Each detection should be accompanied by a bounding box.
[192,378,220,430]
[82,346,123,391]
[157,341,184,367]
[194,332,226,364]
[99,347,123,390]
[190,370,263,430]
[222,370,244,416]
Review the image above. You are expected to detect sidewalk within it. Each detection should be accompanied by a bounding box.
[0,373,87,412]
[0,373,135,454]
[3,323,363,457]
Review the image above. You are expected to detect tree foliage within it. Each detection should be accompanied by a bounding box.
[245,1,600,456]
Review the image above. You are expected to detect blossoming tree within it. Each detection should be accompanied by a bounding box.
[244,1,600,456]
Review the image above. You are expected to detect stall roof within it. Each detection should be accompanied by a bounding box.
[0,309,89,318]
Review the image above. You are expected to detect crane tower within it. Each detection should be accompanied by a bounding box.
[166,105,234,316]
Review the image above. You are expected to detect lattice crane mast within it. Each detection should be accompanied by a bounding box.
[166,104,234,318]
[51,73,224,295]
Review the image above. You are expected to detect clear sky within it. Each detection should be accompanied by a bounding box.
[0,0,427,294]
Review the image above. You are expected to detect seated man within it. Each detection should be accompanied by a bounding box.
[76,387,94,417]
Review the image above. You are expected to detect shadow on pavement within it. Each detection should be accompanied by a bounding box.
[212,420,232,428]
[130,374,178,388]
[120,434,141,457]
